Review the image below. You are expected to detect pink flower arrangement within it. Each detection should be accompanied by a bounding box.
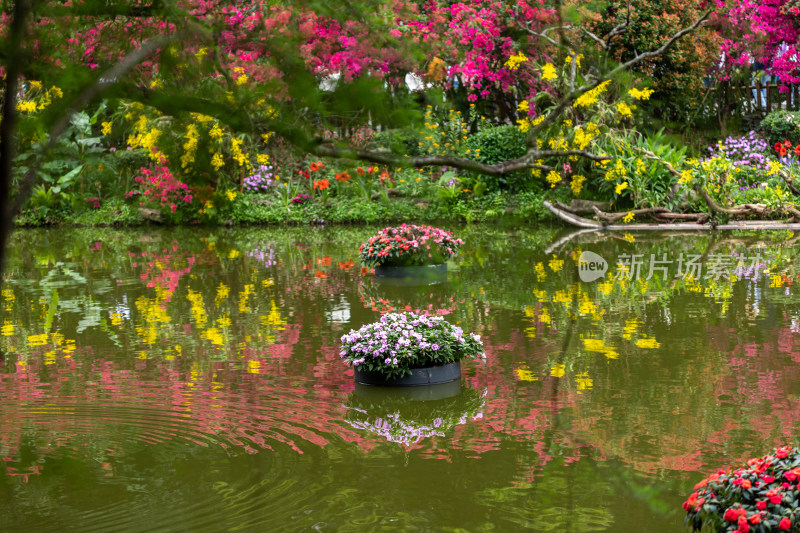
[358,224,463,267]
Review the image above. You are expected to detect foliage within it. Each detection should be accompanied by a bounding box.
[461,125,530,191]
[575,0,720,121]
[358,224,463,267]
[339,312,484,380]
[760,111,800,149]
[683,446,800,533]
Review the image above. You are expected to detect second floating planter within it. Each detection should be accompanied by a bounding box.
[340,312,484,388]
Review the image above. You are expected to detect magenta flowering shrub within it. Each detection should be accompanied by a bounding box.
[684,446,800,532]
[339,312,484,380]
[358,224,463,267]
[126,165,194,216]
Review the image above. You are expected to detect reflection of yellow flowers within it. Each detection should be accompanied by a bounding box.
[1,321,14,336]
[515,365,538,381]
[583,337,618,359]
[636,336,661,349]
[576,372,593,393]
[215,282,230,304]
[548,256,564,272]
[27,333,49,346]
[550,364,566,378]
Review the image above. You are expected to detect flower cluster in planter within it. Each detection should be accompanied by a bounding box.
[339,312,484,380]
[683,446,800,532]
[358,224,463,267]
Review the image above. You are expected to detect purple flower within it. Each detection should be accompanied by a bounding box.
[431,343,440,351]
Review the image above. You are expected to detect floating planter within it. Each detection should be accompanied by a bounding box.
[359,224,463,281]
[683,446,800,532]
[339,312,484,387]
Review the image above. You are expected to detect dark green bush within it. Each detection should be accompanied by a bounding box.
[760,110,800,146]
[460,125,532,191]
[371,128,423,157]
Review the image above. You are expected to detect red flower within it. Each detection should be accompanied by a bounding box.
[776,142,784,152]
[785,140,793,148]
[795,145,800,156]
[781,147,788,157]
[756,500,767,510]
[741,479,752,489]
[779,517,791,530]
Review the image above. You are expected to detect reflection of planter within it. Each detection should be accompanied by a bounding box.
[355,380,461,401]
[354,361,460,386]
[374,263,448,286]
[344,384,486,445]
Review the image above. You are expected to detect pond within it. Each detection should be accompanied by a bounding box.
[1,224,799,532]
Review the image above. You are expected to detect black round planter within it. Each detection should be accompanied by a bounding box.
[354,361,461,387]
[354,379,461,401]
[373,263,448,286]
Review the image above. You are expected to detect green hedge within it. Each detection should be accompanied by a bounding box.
[760,110,800,147]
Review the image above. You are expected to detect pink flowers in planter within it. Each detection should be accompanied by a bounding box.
[684,446,800,532]
[358,224,463,267]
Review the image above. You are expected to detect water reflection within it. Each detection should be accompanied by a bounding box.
[344,383,485,446]
[2,226,800,531]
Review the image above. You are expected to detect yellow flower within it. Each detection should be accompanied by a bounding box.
[211,153,225,170]
[617,102,633,117]
[623,212,635,223]
[29,80,42,90]
[615,181,628,195]
[504,51,528,70]
[101,121,112,135]
[236,74,248,85]
[574,80,611,108]
[517,100,529,113]
[545,170,561,188]
[256,153,270,165]
[628,87,655,100]
[541,63,557,81]
[226,190,237,202]
[570,175,585,196]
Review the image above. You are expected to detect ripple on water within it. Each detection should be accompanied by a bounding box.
[0,367,369,532]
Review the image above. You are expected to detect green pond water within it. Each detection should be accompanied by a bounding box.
[1,224,799,532]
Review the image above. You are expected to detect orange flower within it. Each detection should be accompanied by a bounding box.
[356,167,365,176]
[313,178,330,190]
[380,171,390,184]
[335,172,351,182]
[367,166,375,174]
[309,162,320,172]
